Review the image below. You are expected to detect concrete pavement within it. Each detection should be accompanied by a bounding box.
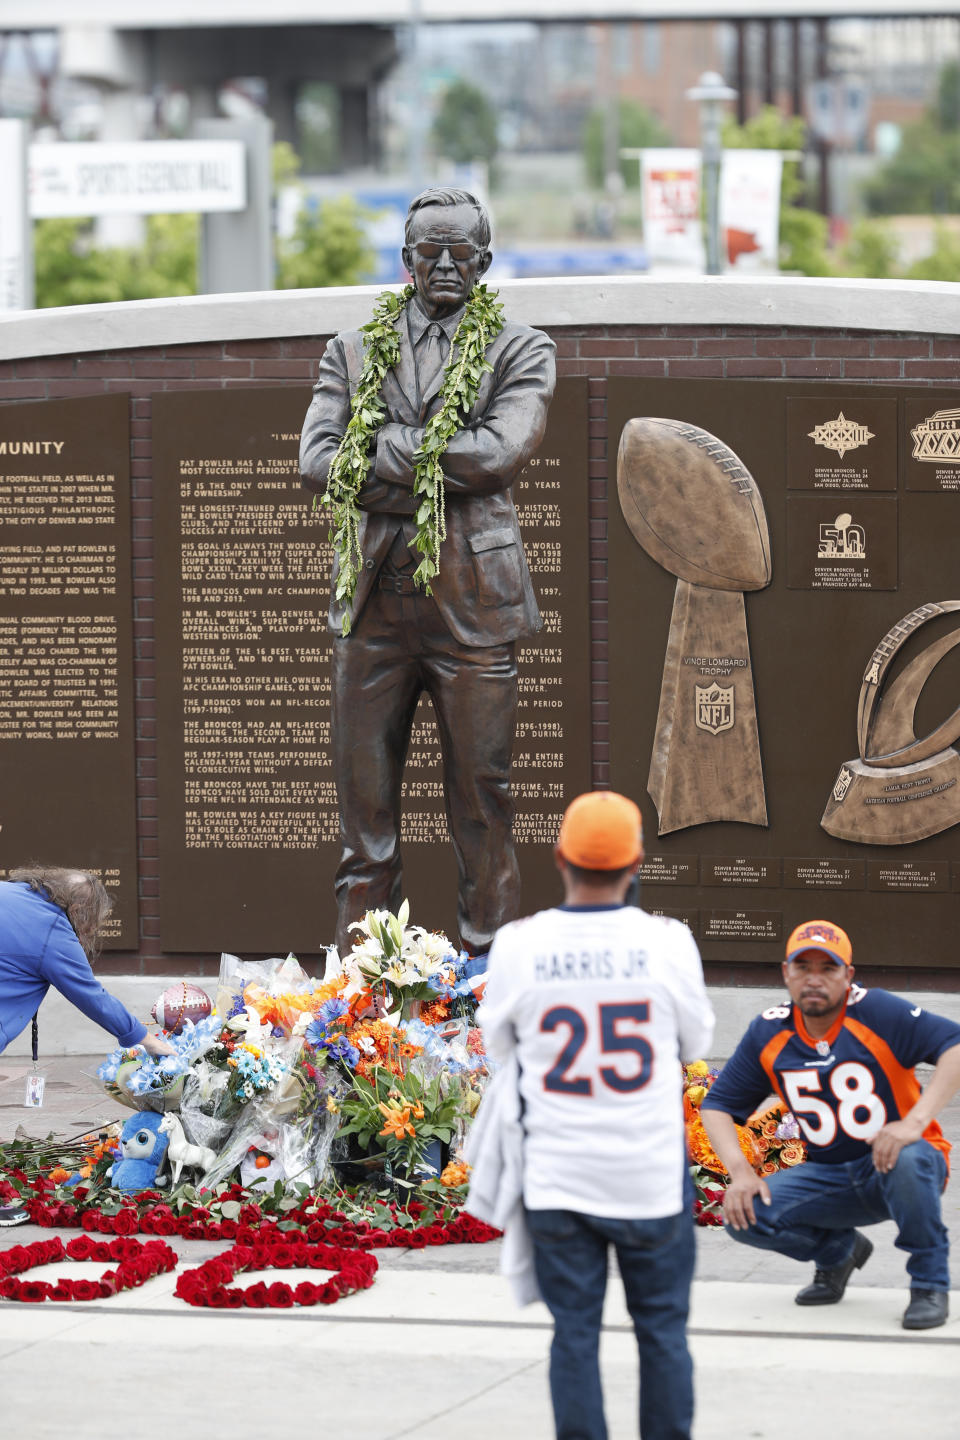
[1,1057,958,1439]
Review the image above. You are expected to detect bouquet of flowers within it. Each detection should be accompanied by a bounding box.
[339,900,462,1020]
[98,1015,222,1112]
[682,1060,806,1225]
[334,1063,464,1181]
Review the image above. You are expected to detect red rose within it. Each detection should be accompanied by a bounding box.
[80,1211,101,1232]
[50,1283,75,1302]
[266,1282,294,1308]
[293,1282,319,1305]
[66,1237,97,1261]
[239,1204,262,1226]
[19,1282,51,1303]
[218,1220,238,1239]
[221,1288,244,1309]
[71,1280,101,1301]
[243,1282,269,1308]
[111,1209,139,1236]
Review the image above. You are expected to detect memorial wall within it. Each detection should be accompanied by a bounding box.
[0,394,137,945]
[608,377,960,971]
[2,292,960,981]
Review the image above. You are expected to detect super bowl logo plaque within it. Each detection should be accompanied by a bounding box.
[618,418,770,835]
[821,600,960,844]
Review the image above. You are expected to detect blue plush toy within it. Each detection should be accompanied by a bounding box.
[106,1112,170,1193]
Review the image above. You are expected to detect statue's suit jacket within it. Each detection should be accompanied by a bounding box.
[300,309,557,647]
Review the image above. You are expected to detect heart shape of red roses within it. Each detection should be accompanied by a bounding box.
[0,1235,177,1302]
[174,1236,378,1309]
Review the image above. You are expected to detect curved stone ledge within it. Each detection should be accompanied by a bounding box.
[4,274,960,361]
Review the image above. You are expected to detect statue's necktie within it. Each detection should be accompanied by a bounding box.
[417,322,448,403]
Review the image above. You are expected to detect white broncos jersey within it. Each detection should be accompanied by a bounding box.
[478,905,715,1218]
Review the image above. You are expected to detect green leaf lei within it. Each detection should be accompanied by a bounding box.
[319,281,505,634]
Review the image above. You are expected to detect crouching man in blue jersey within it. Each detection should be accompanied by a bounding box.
[701,920,960,1331]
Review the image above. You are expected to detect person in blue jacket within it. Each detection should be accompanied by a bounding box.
[0,865,174,1226]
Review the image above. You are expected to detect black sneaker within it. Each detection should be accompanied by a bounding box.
[902,1289,949,1330]
[0,1205,29,1228]
[795,1231,873,1305]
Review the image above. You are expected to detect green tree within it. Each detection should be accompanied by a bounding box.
[583,99,670,189]
[722,105,833,275]
[431,79,499,167]
[839,218,900,279]
[275,194,375,290]
[863,62,960,215]
[34,214,198,307]
[905,223,960,280]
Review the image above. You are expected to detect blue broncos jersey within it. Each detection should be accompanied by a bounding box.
[702,986,960,1165]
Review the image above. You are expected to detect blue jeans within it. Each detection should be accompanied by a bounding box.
[525,1204,696,1440]
[726,1139,949,1290]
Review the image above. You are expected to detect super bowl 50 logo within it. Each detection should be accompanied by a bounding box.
[695,683,735,735]
[911,407,960,464]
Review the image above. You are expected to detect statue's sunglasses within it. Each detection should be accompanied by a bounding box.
[411,240,481,261]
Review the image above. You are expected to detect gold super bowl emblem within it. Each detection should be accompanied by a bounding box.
[807,412,875,459]
[695,683,735,735]
[911,407,960,464]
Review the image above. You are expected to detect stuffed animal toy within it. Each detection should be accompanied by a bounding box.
[106,1112,170,1193]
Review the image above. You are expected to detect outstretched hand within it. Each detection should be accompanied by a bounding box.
[141,1031,177,1058]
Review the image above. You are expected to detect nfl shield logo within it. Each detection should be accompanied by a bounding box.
[832,765,854,803]
[695,683,735,735]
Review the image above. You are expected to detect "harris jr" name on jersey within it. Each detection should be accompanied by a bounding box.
[534,950,649,982]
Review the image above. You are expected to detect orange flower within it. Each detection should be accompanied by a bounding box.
[413,1102,425,1119]
[759,1159,779,1177]
[378,1103,415,1139]
[48,1166,70,1184]
[779,1142,806,1167]
[440,1161,471,1187]
[419,998,451,1026]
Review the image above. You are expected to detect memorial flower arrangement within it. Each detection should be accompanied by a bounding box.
[683,1061,807,1226]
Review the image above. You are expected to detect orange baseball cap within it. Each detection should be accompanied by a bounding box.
[557,791,643,870]
[785,920,852,968]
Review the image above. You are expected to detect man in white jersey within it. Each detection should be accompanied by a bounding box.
[478,790,715,1440]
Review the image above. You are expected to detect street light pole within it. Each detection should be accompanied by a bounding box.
[685,71,737,276]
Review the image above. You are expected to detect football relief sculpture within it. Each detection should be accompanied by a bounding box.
[617,418,771,835]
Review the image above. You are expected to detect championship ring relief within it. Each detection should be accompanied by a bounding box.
[821,600,960,844]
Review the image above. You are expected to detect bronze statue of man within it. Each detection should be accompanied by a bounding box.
[300,188,556,956]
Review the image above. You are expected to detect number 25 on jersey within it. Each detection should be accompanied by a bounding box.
[541,1002,655,1096]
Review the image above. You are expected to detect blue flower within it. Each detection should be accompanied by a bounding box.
[227,995,247,1020]
[305,1019,327,1050]
[317,997,349,1026]
[323,1034,359,1069]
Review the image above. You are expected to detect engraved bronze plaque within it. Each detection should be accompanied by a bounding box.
[647,906,699,934]
[639,854,698,885]
[868,860,949,893]
[783,859,866,891]
[787,395,897,491]
[786,495,898,590]
[903,393,960,492]
[700,856,781,888]
[608,376,960,972]
[0,395,137,946]
[154,382,590,953]
[702,910,782,942]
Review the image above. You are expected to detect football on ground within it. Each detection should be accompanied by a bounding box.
[617,417,771,591]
